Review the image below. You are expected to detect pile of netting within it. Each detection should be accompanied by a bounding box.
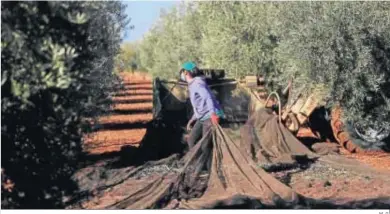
[70,78,389,209]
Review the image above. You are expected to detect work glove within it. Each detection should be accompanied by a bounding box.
[211,112,220,125]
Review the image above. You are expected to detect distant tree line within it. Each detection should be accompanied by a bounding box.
[115,42,146,73]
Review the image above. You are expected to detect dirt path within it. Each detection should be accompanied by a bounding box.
[83,72,153,155]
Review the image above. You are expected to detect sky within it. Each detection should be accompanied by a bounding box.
[122,1,179,42]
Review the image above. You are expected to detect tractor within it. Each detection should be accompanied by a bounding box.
[243,75,390,153]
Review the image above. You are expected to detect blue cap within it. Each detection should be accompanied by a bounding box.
[182,61,197,72]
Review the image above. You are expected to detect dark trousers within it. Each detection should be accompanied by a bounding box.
[187,119,213,171]
[187,119,213,148]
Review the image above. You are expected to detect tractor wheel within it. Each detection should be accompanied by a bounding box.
[330,105,390,153]
[330,106,362,153]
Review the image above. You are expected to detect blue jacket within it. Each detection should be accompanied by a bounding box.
[188,76,224,121]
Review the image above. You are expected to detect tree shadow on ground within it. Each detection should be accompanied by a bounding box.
[110,109,152,115]
[91,121,148,131]
[113,87,152,91]
[107,111,188,168]
[112,92,153,97]
[111,99,153,104]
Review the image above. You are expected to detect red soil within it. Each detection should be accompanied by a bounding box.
[97,113,153,125]
[292,176,390,204]
[342,150,390,172]
[112,103,153,111]
[83,72,153,155]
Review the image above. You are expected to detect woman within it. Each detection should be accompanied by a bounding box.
[180,61,225,149]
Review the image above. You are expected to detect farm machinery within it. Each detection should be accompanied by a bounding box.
[244,75,389,153]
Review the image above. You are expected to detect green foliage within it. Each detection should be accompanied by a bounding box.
[1,1,128,208]
[138,2,203,79]
[137,1,390,148]
[272,2,390,144]
[116,42,140,72]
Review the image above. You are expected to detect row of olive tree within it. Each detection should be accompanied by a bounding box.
[1,1,128,208]
[116,42,142,73]
[137,1,390,149]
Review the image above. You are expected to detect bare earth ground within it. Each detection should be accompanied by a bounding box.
[77,72,390,208]
[82,72,153,155]
[271,160,390,206]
